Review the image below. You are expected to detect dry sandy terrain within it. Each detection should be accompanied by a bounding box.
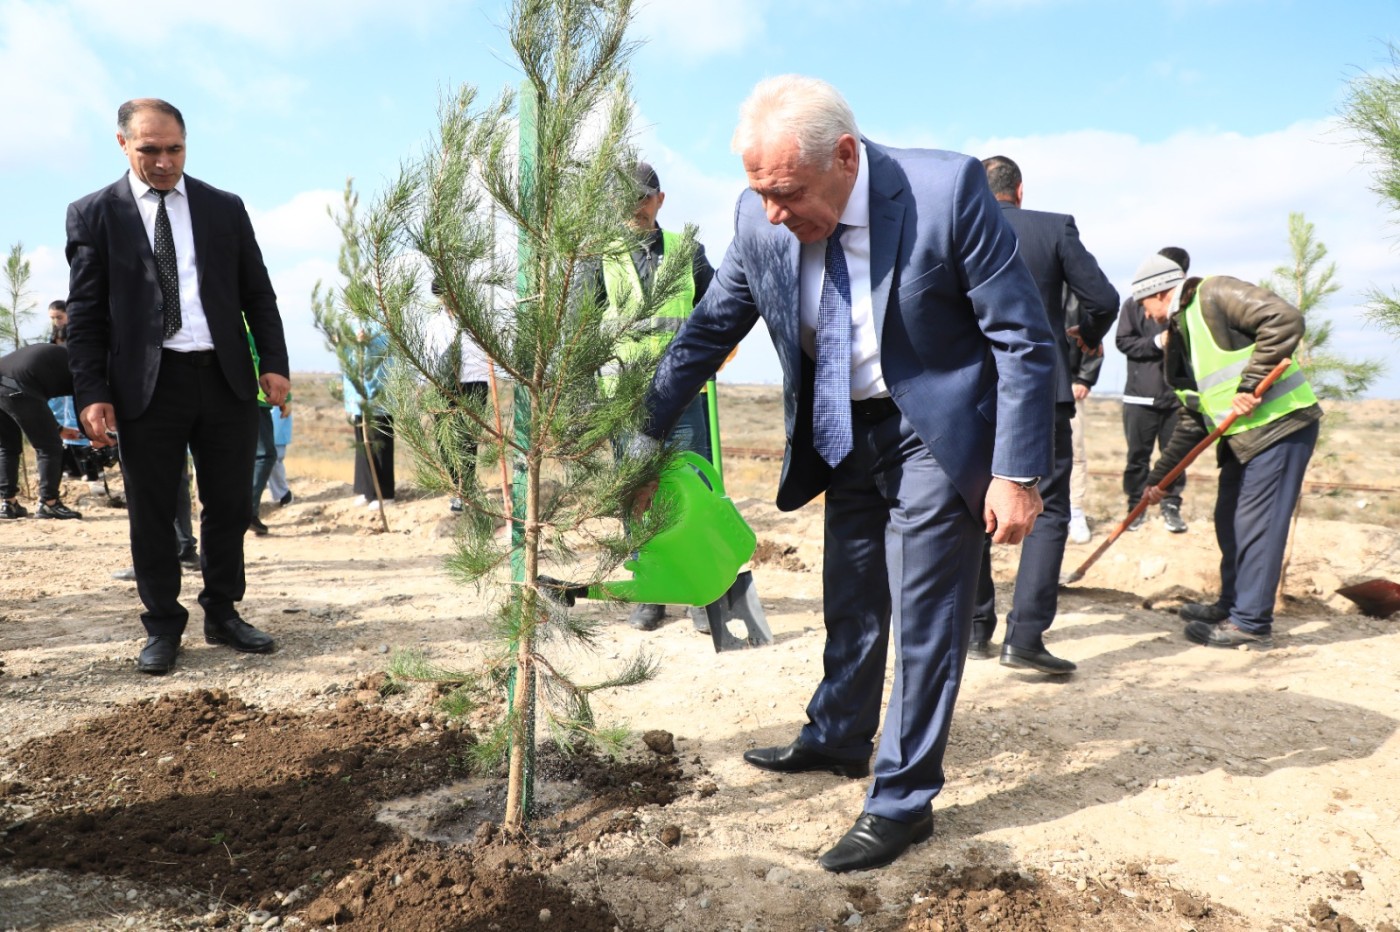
[2,385,1399,931]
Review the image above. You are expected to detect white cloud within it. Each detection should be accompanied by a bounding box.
[632,0,773,62]
[247,189,345,260]
[269,256,341,373]
[67,0,461,52]
[956,119,1400,395]
[0,2,110,171]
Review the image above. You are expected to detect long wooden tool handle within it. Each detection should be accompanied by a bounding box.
[1064,357,1293,585]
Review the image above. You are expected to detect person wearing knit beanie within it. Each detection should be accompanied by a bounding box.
[1131,253,1185,302]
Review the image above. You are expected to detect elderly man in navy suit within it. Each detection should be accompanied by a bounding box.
[65,98,289,676]
[968,156,1120,674]
[639,76,1056,872]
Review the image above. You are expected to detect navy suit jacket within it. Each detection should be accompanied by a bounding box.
[64,174,288,420]
[645,141,1057,515]
[996,203,1119,409]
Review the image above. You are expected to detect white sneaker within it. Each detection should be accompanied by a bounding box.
[353,495,368,506]
[1068,514,1092,544]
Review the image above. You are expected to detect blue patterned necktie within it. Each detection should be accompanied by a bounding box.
[154,189,182,338]
[813,222,853,467]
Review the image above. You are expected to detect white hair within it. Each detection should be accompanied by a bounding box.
[731,75,859,169]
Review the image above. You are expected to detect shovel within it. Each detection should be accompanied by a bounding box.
[1336,579,1400,618]
[698,379,774,651]
[1063,357,1292,585]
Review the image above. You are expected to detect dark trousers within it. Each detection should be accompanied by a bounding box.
[971,413,1073,651]
[0,391,64,502]
[444,382,490,491]
[1122,403,1185,509]
[1215,420,1318,634]
[119,351,258,636]
[352,413,395,499]
[798,409,982,822]
[250,407,277,512]
[668,391,713,464]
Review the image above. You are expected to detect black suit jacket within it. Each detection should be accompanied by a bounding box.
[997,203,1118,408]
[64,174,288,420]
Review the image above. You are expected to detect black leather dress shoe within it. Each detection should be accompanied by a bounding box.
[137,635,181,675]
[819,810,934,872]
[743,740,870,778]
[1179,601,1229,623]
[204,616,276,654]
[967,639,993,660]
[1000,644,1077,675]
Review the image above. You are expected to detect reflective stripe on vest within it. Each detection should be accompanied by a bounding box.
[1172,276,1318,434]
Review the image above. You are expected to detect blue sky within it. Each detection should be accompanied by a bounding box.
[4,0,1399,395]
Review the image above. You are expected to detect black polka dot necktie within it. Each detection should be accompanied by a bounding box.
[154,189,182,338]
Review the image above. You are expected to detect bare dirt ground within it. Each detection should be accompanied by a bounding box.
[3,385,1399,931]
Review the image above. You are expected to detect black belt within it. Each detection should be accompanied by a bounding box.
[851,396,899,423]
[161,349,218,367]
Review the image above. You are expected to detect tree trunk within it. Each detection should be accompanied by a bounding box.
[502,443,542,830]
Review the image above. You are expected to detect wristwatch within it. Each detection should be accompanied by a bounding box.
[1010,477,1041,490]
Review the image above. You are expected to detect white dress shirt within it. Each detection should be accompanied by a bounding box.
[126,170,215,352]
[424,305,494,382]
[797,141,887,400]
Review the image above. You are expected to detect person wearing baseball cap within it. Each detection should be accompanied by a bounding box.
[603,160,719,632]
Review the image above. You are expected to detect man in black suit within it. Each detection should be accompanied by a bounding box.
[970,155,1119,675]
[65,98,290,675]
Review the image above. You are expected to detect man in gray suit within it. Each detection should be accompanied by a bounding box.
[640,76,1056,871]
[969,156,1120,674]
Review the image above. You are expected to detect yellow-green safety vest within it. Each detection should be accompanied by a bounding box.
[1173,276,1318,434]
[602,229,695,369]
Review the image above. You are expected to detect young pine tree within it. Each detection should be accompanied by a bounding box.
[313,183,395,532]
[317,0,693,829]
[1340,42,1400,335]
[1262,212,1383,402]
[1,243,36,351]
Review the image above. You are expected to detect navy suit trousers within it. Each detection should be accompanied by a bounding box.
[1215,420,1318,633]
[797,408,983,822]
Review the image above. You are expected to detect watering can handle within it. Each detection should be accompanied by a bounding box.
[672,449,727,496]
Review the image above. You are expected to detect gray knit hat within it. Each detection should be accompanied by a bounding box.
[1131,253,1185,301]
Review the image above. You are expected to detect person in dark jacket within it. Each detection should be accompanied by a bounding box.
[1133,254,1322,650]
[1116,247,1191,533]
[970,156,1120,676]
[0,343,83,519]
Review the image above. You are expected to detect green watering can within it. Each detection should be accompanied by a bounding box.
[595,450,755,605]
[540,449,755,608]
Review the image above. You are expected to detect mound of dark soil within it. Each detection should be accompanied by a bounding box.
[0,688,684,930]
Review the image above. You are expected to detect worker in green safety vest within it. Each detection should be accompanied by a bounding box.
[603,161,717,632]
[1132,253,1322,651]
